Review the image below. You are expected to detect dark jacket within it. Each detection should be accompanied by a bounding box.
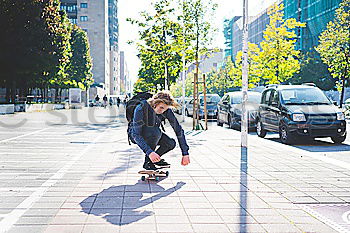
[130,100,189,157]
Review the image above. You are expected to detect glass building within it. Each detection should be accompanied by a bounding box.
[224,0,342,60]
[284,0,342,52]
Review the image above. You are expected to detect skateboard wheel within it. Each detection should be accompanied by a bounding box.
[141,176,145,181]
[155,176,159,181]
[166,171,169,176]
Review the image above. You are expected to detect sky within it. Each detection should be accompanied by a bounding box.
[118,0,278,83]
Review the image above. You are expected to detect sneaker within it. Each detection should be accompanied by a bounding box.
[143,161,158,171]
[155,159,171,167]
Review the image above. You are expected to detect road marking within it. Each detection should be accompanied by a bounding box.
[0,128,109,233]
[0,128,50,143]
[300,204,350,233]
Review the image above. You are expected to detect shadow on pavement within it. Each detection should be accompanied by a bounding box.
[266,137,350,153]
[97,148,142,180]
[80,181,185,225]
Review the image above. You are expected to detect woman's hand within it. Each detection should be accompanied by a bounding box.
[149,152,161,163]
[181,155,190,166]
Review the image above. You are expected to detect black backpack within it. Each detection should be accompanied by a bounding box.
[126,92,153,144]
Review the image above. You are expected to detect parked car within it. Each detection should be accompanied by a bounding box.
[345,98,350,110]
[256,84,347,144]
[174,97,191,115]
[217,91,261,129]
[185,94,221,119]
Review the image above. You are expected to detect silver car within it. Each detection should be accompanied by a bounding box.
[185,94,221,119]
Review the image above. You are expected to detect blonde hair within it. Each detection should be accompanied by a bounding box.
[148,91,180,109]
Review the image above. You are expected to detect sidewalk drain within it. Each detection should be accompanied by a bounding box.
[299,203,350,233]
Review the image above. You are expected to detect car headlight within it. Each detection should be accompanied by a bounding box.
[292,113,306,122]
[337,112,345,120]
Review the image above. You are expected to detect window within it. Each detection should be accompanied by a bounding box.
[70,18,77,25]
[80,16,88,22]
[80,3,88,8]
[262,90,272,105]
[270,90,279,106]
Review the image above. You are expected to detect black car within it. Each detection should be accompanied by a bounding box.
[256,84,347,144]
[217,91,261,129]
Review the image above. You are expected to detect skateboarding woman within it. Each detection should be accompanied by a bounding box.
[129,91,190,170]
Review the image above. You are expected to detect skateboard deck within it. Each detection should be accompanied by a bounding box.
[138,169,169,181]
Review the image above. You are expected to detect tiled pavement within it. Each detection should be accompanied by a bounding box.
[0,108,350,232]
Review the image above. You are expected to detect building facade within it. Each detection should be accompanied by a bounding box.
[224,0,341,60]
[60,0,120,96]
[284,0,342,52]
[119,51,131,96]
[187,50,224,74]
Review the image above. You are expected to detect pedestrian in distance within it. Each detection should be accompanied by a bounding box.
[116,97,121,107]
[109,97,113,107]
[123,97,127,107]
[103,95,108,108]
[95,95,100,107]
[128,91,190,170]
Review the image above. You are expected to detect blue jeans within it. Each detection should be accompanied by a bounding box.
[142,127,176,163]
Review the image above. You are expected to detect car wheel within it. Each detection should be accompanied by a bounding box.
[331,134,346,144]
[279,124,293,144]
[217,114,223,127]
[256,120,267,138]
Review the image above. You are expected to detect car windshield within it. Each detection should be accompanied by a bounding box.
[230,93,261,104]
[281,88,331,105]
[199,95,220,105]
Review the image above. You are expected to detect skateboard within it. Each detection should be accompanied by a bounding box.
[138,169,169,181]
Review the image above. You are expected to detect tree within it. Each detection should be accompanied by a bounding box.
[233,43,261,88]
[181,0,218,128]
[66,25,93,89]
[133,78,155,94]
[259,3,305,84]
[128,0,185,90]
[289,51,335,91]
[316,0,350,107]
[0,0,73,103]
[205,56,235,96]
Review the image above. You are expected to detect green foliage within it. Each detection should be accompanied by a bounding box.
[133,78,156,94]
[129,0,218,93]
[233,43,261,88]
[289,51,335,90]
[206,56,234,96]
[259,3,305,84]
[316,0,350,104]
[66,25,93,90]
[0,0,93,102]
[128,0,185,91]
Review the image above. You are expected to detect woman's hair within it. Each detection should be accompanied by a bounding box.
[148,91,180,109]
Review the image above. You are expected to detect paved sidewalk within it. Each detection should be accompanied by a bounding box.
[1,109,350,232]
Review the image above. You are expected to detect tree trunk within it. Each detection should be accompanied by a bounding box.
[5,81,11,103]
[11,80,16,103]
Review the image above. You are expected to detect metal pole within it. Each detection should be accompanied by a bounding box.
[165,63,168,90]
[182,53,186,122]
[241,0,249,151]
[203,74,208,130]
[182,0,186,122]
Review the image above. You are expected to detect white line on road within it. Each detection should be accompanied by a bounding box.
[0,127,109,233]
[0,128,50,143]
